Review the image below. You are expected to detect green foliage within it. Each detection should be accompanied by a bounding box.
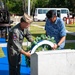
[35,0,49,7]
[66,24,75,32]
[27,34,56,51]
[26,34,56,67]
[3,0,75,15]
[6,0,23,15]
[0,47,5,57]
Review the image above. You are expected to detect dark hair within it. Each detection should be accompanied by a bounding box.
[20,17,26,23]
[46,10,56,19]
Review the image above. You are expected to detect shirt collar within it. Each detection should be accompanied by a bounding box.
[47,17,58,24]
[54,17,58,24]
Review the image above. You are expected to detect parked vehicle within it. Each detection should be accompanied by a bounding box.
[34,8,70,21]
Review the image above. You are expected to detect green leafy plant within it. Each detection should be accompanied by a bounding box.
[27,35,56,51]
[25,34,56,67]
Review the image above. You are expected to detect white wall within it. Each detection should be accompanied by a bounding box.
[31,50,75,75]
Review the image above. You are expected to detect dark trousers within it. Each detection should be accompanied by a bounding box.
[9,63,20,75]
[8,52,21,75]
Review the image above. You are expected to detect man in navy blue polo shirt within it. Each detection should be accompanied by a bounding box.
[45,10,66,50]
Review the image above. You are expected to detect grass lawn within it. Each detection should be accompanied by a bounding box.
[66,34,75,40]
[65,43,75,49]
[26,22,75,49]
[32,22,45,27]
[66,24,75,32]
[30,22,75,49]
[30,25,45,39]
[0,47,5,57]
[0,22,75,57]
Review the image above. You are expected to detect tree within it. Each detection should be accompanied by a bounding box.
[70,0,75,12]
[2,0,75,15]
[6,0,23,15]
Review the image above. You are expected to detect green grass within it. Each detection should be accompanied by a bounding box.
[23,25,45,41]
[0,47,5,57]
[64,24,75,49]
[0,22,75,57]
[65,43,75,49]
[30,22,75,49]
[30,25,45,34]
[30,25,45,39]
[66,24,75,32]
[66,34,75,40]
[32,22,75,32]
[32,22,45,26]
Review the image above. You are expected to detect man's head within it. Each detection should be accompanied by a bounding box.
[21,13,33,23]
[20,13,33,29]
[46,10,57,23]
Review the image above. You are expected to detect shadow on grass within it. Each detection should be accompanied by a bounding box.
[65,43,75,49]
[66,34,75,40]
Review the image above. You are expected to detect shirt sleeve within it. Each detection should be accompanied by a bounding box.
[59,19,66,37]
[24,29,33,42]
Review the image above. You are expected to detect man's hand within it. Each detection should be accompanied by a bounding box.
[20,50,31,57]
[25,51,31,57]
[52,44,58,50]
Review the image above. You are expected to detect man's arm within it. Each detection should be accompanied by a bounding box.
[20,50,31,57]
[57,36,66,46]
[52,36,66,50]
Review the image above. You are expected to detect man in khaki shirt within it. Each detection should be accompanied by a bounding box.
[7,13,33,75]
